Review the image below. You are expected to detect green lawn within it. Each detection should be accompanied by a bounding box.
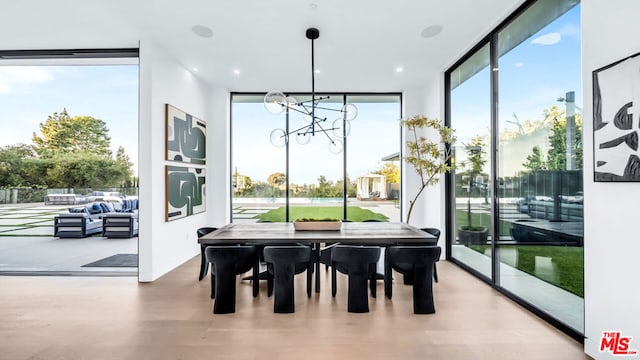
[255,206,389,222]
[469,244,583,297]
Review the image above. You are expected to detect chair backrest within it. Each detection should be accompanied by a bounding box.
[420,228,441,240]
[331,245,380,267]
[264,245,312,282]
[263,245,311,265]
[205,245,257,275]
[197,227,217,238]
[387,246,441,271]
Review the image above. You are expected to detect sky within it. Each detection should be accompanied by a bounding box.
[232,98,401,185]
[0,64,139,174]
[450,4,581,177]
[452,5,581,141]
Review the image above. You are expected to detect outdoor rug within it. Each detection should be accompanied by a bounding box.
[82,254,138,267]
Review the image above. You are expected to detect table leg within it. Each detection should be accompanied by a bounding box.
[314,243,321,293]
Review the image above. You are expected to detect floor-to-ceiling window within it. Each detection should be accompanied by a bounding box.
[449,44,493,279]
[288,94,345,221]
[231,93,401,223]
[346,95,402,222]
[231,94,286,222]
[0,52,139,275]
[446,0,583,337]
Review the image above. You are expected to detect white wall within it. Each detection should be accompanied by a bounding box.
[582,0,640,357]
[402,76,447,252]
[138,40,217,281]
[207,87,231,227]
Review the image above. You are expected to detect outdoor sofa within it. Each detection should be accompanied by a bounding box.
[54,200,139,238]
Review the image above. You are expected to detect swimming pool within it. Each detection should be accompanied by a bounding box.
[233,197,343,204]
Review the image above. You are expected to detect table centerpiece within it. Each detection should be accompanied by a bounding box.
[293,218,342,231]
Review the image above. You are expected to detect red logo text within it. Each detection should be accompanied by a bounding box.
[600,332,638,356]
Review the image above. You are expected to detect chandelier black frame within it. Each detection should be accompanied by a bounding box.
[264,28,358,154]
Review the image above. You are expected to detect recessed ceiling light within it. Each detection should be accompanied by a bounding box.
[192,25,213,38]
[309,3,318,11]
[395,67,404,73]
[421,25,443,38]
[233,69,240,75]
[314,69,320,74]
[193,68,199,72]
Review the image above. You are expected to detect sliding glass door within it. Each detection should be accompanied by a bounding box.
[496,0,583,333]
[449,44,493,279]
[446,0,583,336]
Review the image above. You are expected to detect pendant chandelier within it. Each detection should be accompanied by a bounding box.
[264,28,358,154]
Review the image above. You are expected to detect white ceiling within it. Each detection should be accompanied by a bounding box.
[0,0,524,92]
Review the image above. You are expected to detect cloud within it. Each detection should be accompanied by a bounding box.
[513,62,524,68]
[0,66,54,94]
[531,32,561,46]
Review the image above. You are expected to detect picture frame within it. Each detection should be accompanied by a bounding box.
[165,104,206,165]
[165,165,206,221]
[592,51,640,182]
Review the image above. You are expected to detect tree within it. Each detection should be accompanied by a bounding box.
[32,108,112,157]
[522,145,546,170]
[461,136,488,229]
[43,152,129,188]
[373,162,400,183]
[317,175,330,197]
[546,114,566,170]
[519,105,583,171]
[267,172,286,187]
[402,115,456,224]
[0,144,40,187]
[464,135,487,177]
[115,146,134,187]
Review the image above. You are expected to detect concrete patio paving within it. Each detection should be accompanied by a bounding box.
[0,203,137,276]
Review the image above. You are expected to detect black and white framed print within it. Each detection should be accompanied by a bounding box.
[165,104,206,165]
[592,52,640,182]
[165,165,206,221]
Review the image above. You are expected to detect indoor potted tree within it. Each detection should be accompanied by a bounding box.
[402,115,456,224]
[457,136,489,245]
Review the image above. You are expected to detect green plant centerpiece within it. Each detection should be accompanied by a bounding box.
[293,217,341,231]
[458,135,489,245]
[402,115,456,224]
[295,218,341,222]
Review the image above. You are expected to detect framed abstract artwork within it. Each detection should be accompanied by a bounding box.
[592,51,640,182]
[165,165,206,221]
[165,104,206,165]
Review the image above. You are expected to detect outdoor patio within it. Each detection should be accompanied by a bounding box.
[0,203,137,275]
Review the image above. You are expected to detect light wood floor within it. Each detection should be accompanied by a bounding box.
[0,258,589,360]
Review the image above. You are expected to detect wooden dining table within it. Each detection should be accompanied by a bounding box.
[198,221,435,293]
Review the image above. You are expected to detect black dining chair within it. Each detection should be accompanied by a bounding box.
[421,228,440,282]
[319,219,350,271]
[360,219,385,279]
[263,245,313,313]
[398,227,440,284]
[197,227,217,281]
[241,220,273,282]
[205,245,259,314]
[384,245,441,314]
[331,245,381,313]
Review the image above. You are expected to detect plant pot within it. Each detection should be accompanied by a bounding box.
[293,220,342,231]
[457,226,488,245]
